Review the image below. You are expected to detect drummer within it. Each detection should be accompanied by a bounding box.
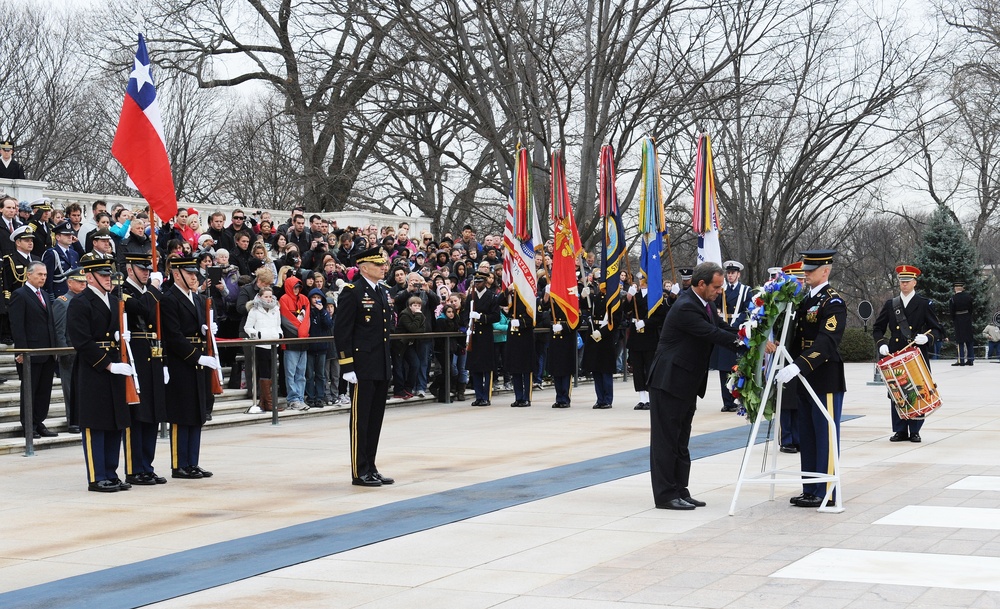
[872,265,944,443]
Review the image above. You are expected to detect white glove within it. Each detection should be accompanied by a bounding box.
[775,364,801,385]
[149,271,163,286]
[343,371,358,384]
[469,311,482,320]
[510,319,520,328]
[592,329,602,342]
[635,320,645,331]
[879,344,890,357]
[599,320,608,328]
[552,323,563,334]
[116,329,131,342]
[627,284,638,296]
[109,362,134,376]
[545,284,551,294]
[670,283,680,295]
[914,333,929,345]
[163,366,170,384]
[201,323,219,336]
[580,287,591,298]
[197,355,221,370]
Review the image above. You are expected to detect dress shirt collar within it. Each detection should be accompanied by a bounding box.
[809,282,829,298]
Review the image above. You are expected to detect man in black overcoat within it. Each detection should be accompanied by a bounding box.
[949,281,975,366]
[68,256,133,492]
[625,272,667,410]
[647,262,739,510]
[464,272,500,406]
[10,259,57,438]
[873,265,944,443]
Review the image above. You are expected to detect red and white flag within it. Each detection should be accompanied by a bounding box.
[111,34,178,221]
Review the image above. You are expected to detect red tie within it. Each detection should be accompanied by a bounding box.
[36,289,45,308]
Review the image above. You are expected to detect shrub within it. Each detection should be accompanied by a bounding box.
[839,327,875,362]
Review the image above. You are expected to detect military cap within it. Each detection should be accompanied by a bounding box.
[896,265,920,281]
[30,199,53,212]
[10,224,34,242]
[767,266,782,277]
[91,228,113,240]
[354,246,387,265]
[169,255,201,273]
[473,270,490,282]
[953,280,965,288]
[723,260,744,272]
[0,140,12,150]
[678,268,694,280]
[800,249,837,271]
[53,219,75,235]
[79,254,114,276]
[782,261,805,278]
[125,252,154,270]
[67,268,87,282]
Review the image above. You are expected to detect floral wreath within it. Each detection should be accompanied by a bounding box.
[726,273,805,423]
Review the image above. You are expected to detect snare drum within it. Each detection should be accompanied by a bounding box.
[876,347,942,419]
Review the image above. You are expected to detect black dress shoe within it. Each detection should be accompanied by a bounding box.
[88,480,120,493]
[889,432,909,442]
[593,403,612,409]
[683,496,707,507]
[373,472,394,485]
[36,426,58,437]
[32,431,40,439]
[792,494,823,508]
[968,361,974,366]
[172,467,204,479]
[67,425,81,434]
[352,473,382,487]
[952,361,964,366]
[552,402,570,408]
[110,478,132,491]
[191,466,213,478]
[721,405,738,412]
[470,399,486,406]
[656,498,696,510]
[910,433,921,443]
[789,493,807,504]
[126,473,157,486]
[149,472,167,484]
[780,445,798,453]
[510,401,530,407]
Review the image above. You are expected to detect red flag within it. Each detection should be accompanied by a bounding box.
[111,34,178,221]
[549,150,582,329]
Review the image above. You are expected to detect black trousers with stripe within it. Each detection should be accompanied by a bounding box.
[350,380,390,479]
[171,424,203,470]
[127,420,160,475]
[82,428,123,483]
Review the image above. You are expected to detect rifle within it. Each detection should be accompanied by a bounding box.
[118,289,141,404]
[466,296,475,352]
[204,296,224,395]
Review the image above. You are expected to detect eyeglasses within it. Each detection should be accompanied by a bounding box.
[232,216,245,220]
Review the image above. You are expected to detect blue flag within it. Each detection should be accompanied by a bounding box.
[641,231,664,315]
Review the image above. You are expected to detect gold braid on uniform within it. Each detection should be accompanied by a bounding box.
[7,257,26,286]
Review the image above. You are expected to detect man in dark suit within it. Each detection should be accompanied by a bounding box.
[773,249,847,508]
[68,255,133,492]
[873,265,943,443]
[647,262,740,510]
[336,246,395,487]
[10,260,58,438]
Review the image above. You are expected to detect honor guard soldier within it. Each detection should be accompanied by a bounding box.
[53,268,88,434]
[950,281,975,366]
[546,280,579,408]
[41,219,80,297]
[626,271,667,410]
[581,274,622,409]
[710,261,752,412]
[778,261,805,453]
[772,250,847,509]
[503,285,535,408]
[121,253,169,485]
[464,271,500,406]
[161,256,220,480]
[873,265,943,443]
[334,246,395,487]
[27,199,53,257]
[68,255,134,492]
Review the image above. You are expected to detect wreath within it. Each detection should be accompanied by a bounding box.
[726,273,805,423]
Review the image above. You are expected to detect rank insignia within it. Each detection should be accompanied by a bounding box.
[825,315,837,331]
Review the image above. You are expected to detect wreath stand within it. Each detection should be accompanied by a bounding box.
[728,303,844,515]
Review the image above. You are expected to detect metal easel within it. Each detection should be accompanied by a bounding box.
[728,302,844,515]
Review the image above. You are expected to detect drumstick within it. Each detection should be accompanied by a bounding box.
[899,330,934,353]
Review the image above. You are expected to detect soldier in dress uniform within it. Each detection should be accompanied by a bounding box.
[89,228,116,259]
[503,285,536,407]
[464,271,500,406]
[771,249,847,509]
[121,253,169,485]
[778,261,805,453]
[41,219,80,297]
[68,255,134,492]
[625,271,667,410]
[709,261,752,412]
[949,281,975,366]
[3,225,40,306]
[0,140,26,180]
[27,199,53,257]
[546,281,579,409]
[873,265,943,443]
[53,268,87,434]
[335,246,395,487]
[160,256,220,480]
[581,274,621,409]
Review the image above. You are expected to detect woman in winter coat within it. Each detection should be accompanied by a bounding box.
[279,276,311,411]
[244,287,283,412]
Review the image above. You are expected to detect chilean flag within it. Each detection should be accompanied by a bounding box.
[111,34,178,221]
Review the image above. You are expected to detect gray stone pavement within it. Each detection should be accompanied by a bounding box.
[2,361,1000,608]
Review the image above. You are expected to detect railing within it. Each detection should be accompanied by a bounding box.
[8,326,620,457]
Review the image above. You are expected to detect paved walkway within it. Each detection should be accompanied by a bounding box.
[2,361,999,608]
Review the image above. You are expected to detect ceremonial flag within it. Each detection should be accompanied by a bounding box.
[693,132,722,265]
[639,137,667,315]
[598,145,625,329]
[503,144,539,320]
[550,149,583,329]
[112,34,178,222]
